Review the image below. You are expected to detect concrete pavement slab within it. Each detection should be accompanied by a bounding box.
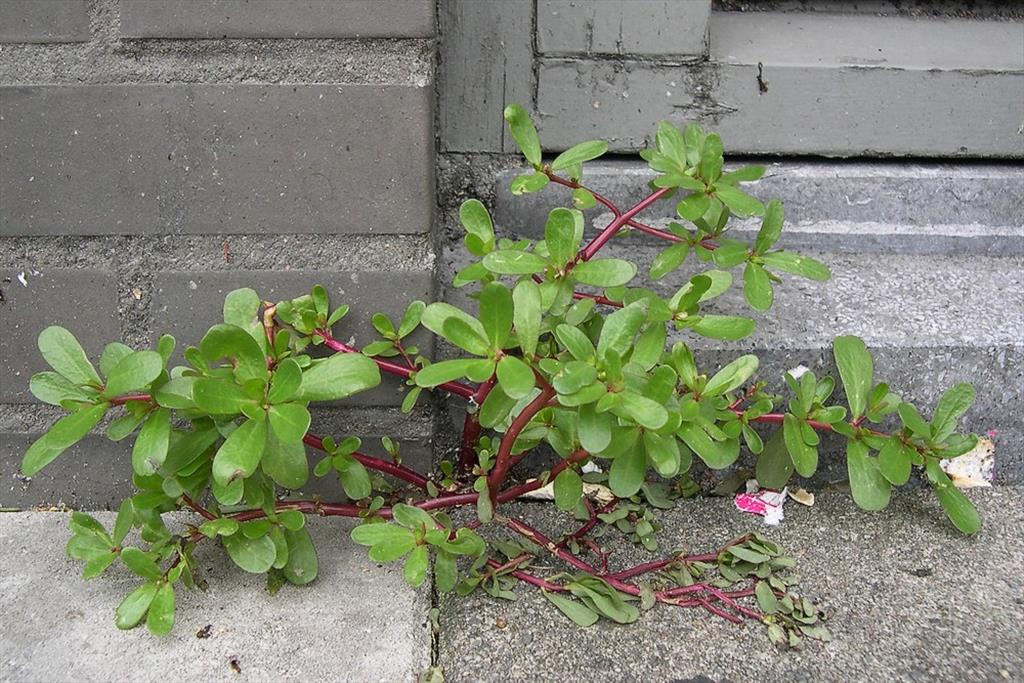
[0,512,432,682]
[438,487,1024,682]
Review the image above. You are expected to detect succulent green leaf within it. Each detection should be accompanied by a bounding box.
[761,251,831,281]
[609,443,646,498]
[714,185,764,217]
[482,249,548,275]
[512,280,542,358]
[543,590,599,626]
[596,302,647,360]
[268,403,311,443]
[211,416,268,487]
[38,326,101,387]
[30,371,92,406]
[283,527,319,585]
[691,315,755,341]
[267,358,303,404]
[930,383,975,443]
[571,259,636,287]
[926,459,980,534]
[415,358,494,388]
[503,103,542,167]
[223,532,277,573]
[132,407,171,476]
[743,262,773,311]
[703,354,759,397]
[115,582,158,630]
[846,439,891,511]
[754,200,784,254]
[553,468,583,511]
[833,336,873,420]
[479,282,514,350]
[199,324,268,384]
[262,432,309,490]
[297,353,381,401]
[783,414,818,477]
[551,140,608,171]
[22,402,109,476]
[496,355,535,399]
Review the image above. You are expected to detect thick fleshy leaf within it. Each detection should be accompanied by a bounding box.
[650,242,690,280]
[755,430,793,489]
[146,582,175,636]
[262,432,309,489]
[268,403,311,443]
[930,383,975,442]
[30,371,91,406]
[21,402,109,476]
[554,468,583,511]
[878,437,912,486]
[571,259,636,287]
[678,423,739,469]
[460,199,495,255]
[503,103,542,166]
[435,550,457,593]
[512,280,542,358]
[404,545,429,587]
[99,342,134,379]
[578,403,612,453]
[743,262,773,311]
[691,315,755,341]
[335,453,371,500]
[755,199,784,254]
[120,548,163,581]
[38,326,101,387]
[703,355,759,397]
[132,408,171,476]
[833,336,873,420]
[545,207,584,267]
[211,416,268,487]
[415,358,494,388]
[644,431,680,477]
[761,251,831,281]
[421,302,489,346]
[617,392,668,430]
[596,302,647,361]
[223,532,277,573]
[555,324,596,362]
[482,250,548,275]
[715,184,764,217]
[496,355,535,399]
[267,358,302,404]
[543,590,599,626]
[479,282,514,350]
[283,526,319,585]
[199,324,268,384]
[783,414,818,477]
[297,353,381,401]
[192,378,256,415]
[551,140,608,171]
[115,582,158,630]
[609,445,646,498]
[846,440,891,511]
[926,459,980,534]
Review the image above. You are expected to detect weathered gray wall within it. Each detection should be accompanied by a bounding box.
[434,0,1024,483]
[0,0,437,508]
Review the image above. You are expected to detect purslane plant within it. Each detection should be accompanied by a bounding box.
[23,105,981,644]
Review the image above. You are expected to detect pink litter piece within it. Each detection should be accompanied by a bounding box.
[735,487,788,525]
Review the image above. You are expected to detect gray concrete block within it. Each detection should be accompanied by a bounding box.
[121,0,434,39]
[150,270,434,407]
[440,242,1024,481]
[0,512,432,682]
[0,0,89,43]
[439,492,1024,681]
[538,0,710,56]
[492,161,1024,254]
[535,56,1024,156]
[0,433,133,510]
[438,0,534,153]
[0,84,433,236]
[0,268,120,403]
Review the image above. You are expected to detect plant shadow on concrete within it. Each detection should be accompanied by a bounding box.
[23,106,981,646]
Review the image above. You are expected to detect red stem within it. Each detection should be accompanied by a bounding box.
[578,188,673,261]
[486,385,557,502]
[302,433,433,491]
[317,329,476,401]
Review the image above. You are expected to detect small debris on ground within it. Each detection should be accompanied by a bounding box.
[788,488,815,507]
[196,624,213,639]
[908,567,934,578]
[228,657,242,674]
[941,436,995,488]
[495,616,508,629]
[735,480,788,525]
